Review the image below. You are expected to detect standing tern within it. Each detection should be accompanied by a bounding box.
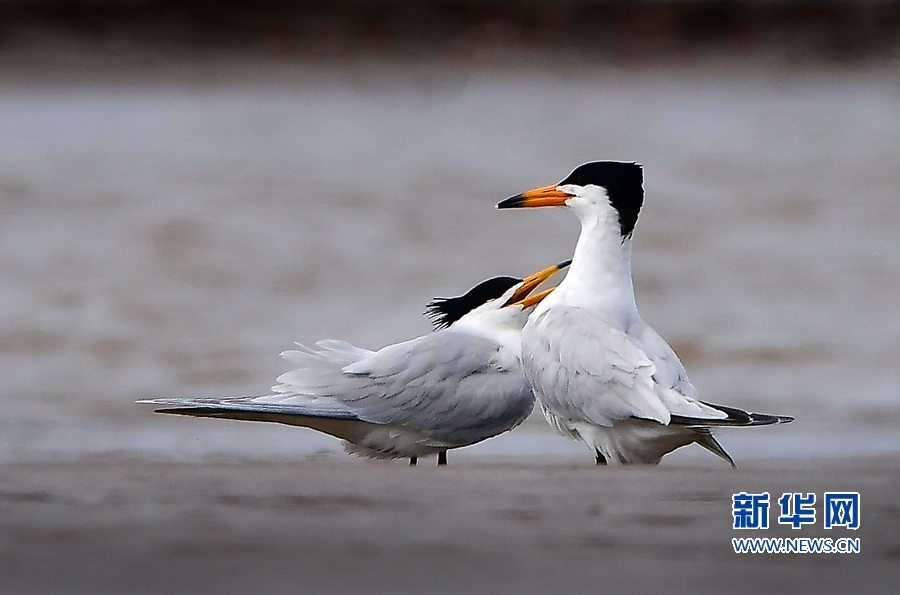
[139,261,569,466]
[497,161,792,466]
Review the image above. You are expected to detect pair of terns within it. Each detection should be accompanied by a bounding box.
[142,161,791,466]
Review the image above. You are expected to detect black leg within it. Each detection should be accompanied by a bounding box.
[437,450,447,466]
[595,451,607,466]
[409,457,417,466]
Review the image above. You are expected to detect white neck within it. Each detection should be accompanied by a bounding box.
[453,306,527,358]
[452,309,526,371]
[539,212,638,328]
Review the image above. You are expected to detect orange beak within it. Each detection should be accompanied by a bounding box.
[503,260,570,307]
[512,287,555,309]
[497,184,573,209]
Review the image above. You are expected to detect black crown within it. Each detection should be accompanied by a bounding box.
[425,276,521,330]
[560,161,644,237]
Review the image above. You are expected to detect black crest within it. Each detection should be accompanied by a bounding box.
[425,276,521,330]
[559,161,644,237]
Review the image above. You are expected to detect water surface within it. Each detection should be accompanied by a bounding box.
[2,62,898,463]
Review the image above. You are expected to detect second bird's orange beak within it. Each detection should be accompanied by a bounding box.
[497,184,573,209]
[512,287,555,309]
[503,260,570,307]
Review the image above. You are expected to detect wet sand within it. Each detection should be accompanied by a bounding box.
[1,454,898,595]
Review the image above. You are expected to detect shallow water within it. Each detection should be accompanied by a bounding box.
[2,61,899,463]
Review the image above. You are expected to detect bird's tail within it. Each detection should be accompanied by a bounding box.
[692,429,736,468]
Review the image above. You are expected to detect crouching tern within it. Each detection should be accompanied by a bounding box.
[139,261,569,466]
[498,161,792,466]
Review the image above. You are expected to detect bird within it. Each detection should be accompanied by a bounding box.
[138,260,570,466]
[497,161,792,466]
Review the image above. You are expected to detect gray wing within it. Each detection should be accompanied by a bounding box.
[136,395,434,456]
[138,394,361,421]
[275,330,535,446]
[522,306,726,427]
[626,318,699,400]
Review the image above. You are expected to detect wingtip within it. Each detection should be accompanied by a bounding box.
[749,412,794,426]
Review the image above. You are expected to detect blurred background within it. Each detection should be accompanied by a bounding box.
[1,0,899,463]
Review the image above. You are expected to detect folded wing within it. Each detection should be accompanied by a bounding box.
[523,306,729,427]
[279,330,534,445]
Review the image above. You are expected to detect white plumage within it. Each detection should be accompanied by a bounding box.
[499,161,792,466]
